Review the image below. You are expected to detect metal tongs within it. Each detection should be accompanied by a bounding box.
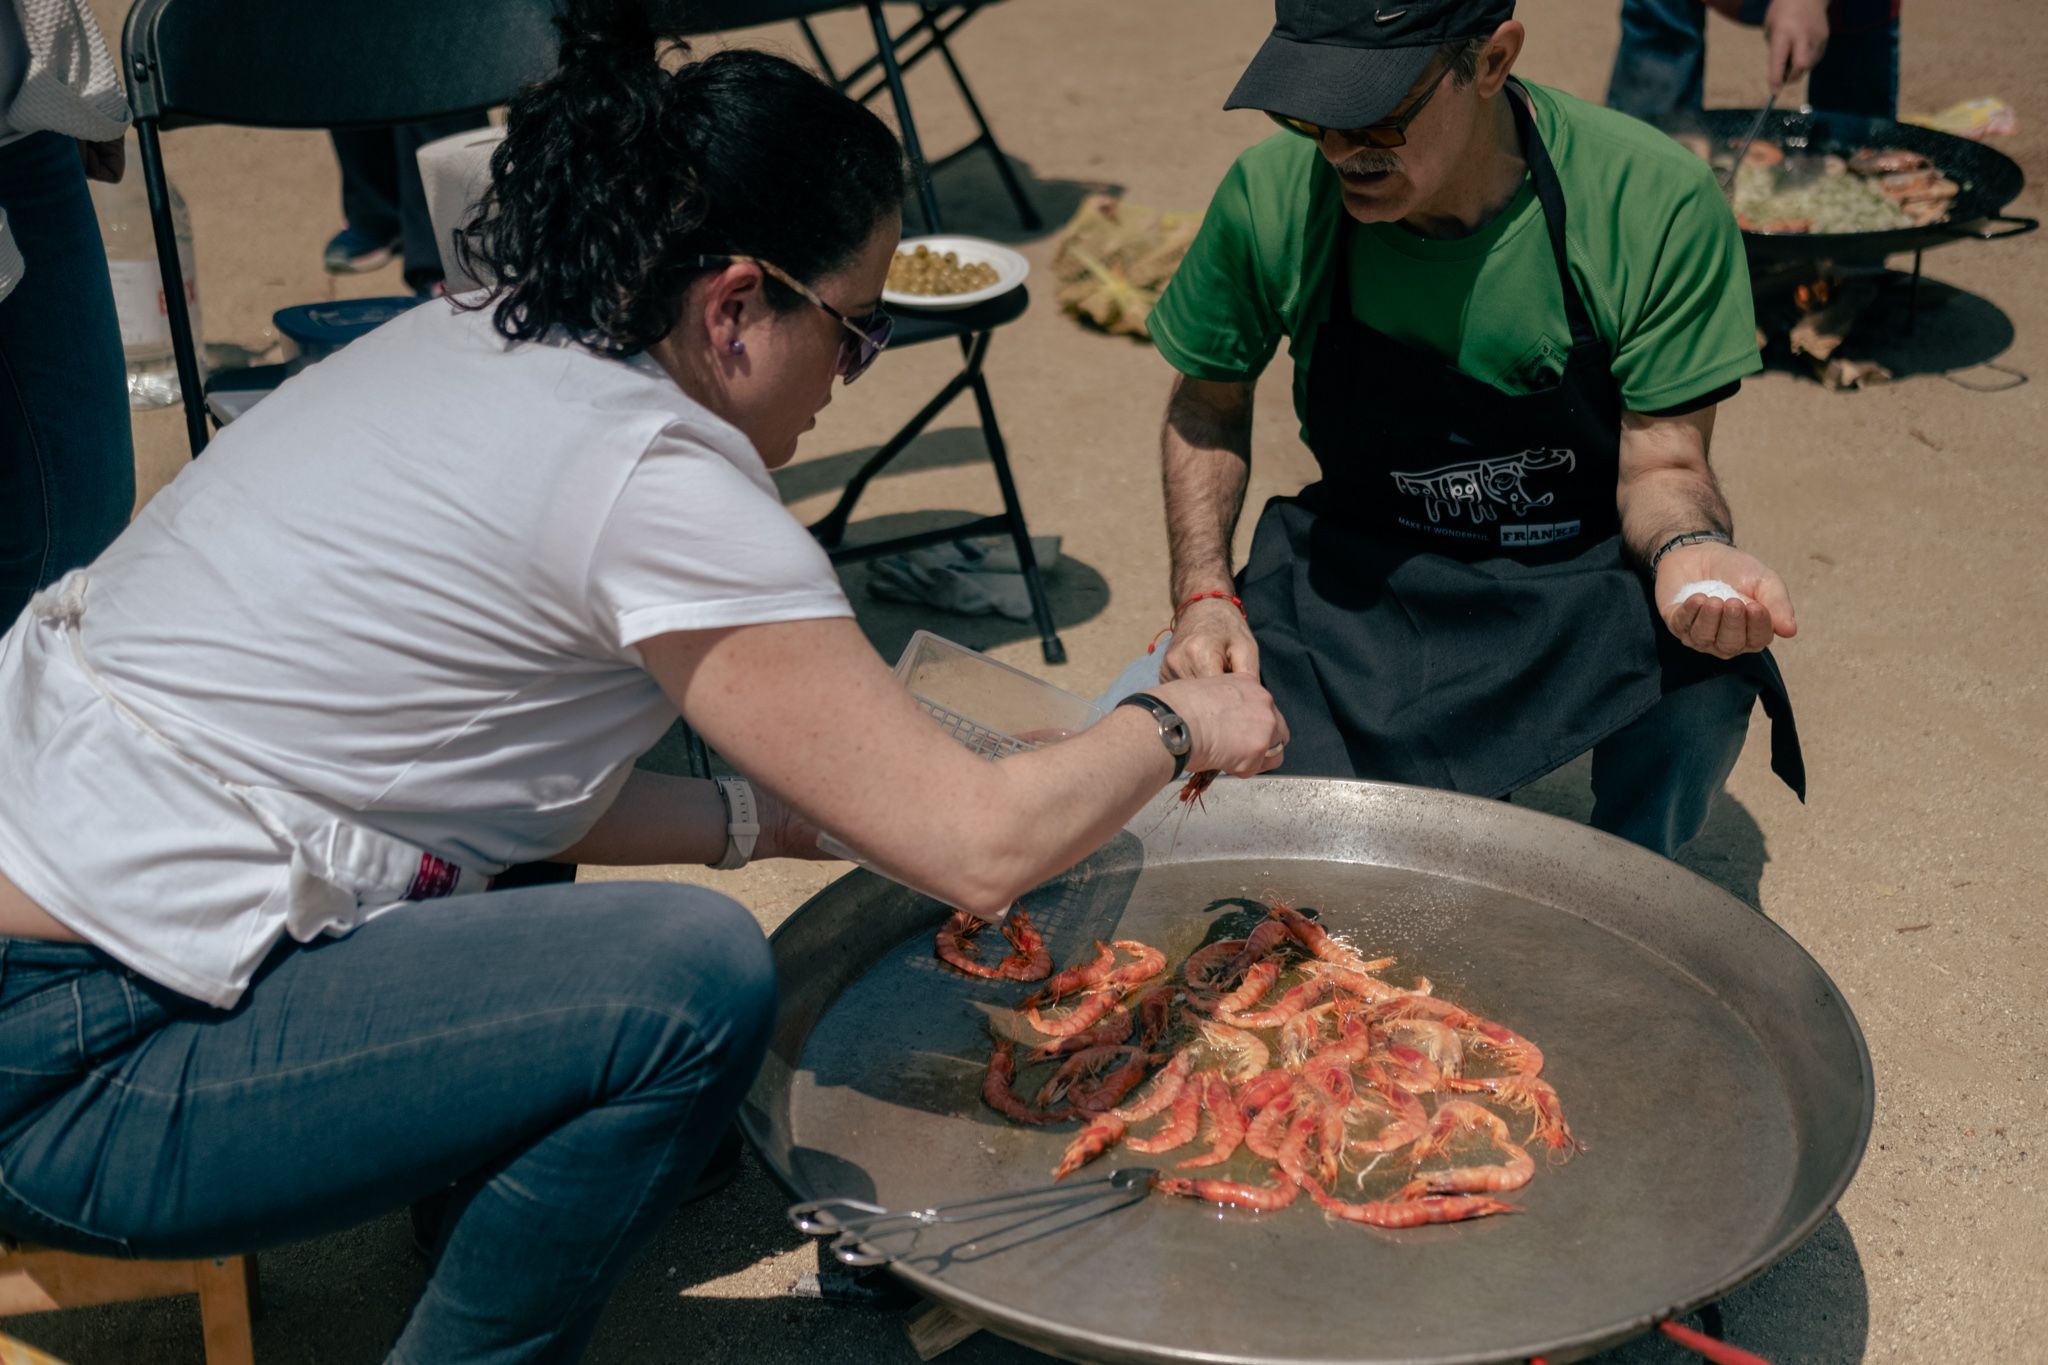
[1718,87,1781,194]
[788,1167,1157,1267]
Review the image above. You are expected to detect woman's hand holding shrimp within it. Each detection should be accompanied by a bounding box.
[1151,674,1288,778]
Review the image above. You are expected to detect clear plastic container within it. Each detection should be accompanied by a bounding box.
[88,137,203,410]
[817,632,1104,866]
[891,630,1104,755]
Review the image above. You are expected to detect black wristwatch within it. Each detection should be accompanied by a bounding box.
[1115,692,1192,780]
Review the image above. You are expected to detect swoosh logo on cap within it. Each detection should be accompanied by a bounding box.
[1375,7,1408,20]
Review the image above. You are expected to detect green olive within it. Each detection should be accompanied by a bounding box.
[889,247,1001,296]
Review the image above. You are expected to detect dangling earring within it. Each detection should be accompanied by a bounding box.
[728,338,746,355]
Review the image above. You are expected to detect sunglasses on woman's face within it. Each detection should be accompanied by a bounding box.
[692,255,894,383]
[1268,61,1453,150]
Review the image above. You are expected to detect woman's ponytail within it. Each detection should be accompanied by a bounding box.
[555,0,660,72]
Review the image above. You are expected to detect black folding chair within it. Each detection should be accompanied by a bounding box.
[121,0,561,458]
[800,2,1040,232]
[684,0,1037,233]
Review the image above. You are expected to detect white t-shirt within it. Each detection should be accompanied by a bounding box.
[0,298,851,1006]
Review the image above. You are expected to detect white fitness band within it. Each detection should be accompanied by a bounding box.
[712,777,759,870]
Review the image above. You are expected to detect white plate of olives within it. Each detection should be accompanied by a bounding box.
[882,236,1029,310]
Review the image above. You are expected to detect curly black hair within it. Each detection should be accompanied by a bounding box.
[456,0,906,358]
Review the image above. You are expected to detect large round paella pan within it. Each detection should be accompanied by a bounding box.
[738,779,1872,1364]
[1692,105,2036,263]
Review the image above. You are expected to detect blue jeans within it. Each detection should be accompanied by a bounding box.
[1606,0,1901,122]
[0,132,136,629]
[1100,641,1757,858]
[0,882,776,1364]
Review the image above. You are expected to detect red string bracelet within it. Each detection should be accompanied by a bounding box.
[1147,590,1247,653]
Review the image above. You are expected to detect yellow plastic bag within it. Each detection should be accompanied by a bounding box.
[1902,98,2018,140]
[1050,195,1201,340]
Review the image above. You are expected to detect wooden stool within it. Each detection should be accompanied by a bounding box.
[0,1329,72,1363]
[0,1243,255,1365]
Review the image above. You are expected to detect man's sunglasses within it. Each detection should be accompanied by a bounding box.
[691,254,894,383]
[1268,61,1453,150]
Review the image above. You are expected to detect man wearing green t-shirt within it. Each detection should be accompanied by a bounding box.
[1128,0,1803,856]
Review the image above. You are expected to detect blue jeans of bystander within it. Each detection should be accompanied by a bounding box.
[0,131,135,629]
[1606,0,1900,123]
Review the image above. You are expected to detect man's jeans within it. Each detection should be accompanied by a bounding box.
[1101,640,1757,858]
[0,132,137,629]
[329,114,490,290]
[0,882,776,1365]
[1606,0,1902,123]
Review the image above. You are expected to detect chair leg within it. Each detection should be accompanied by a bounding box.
[865,0,945,233]
[240,1253,261,1321]
[926,15,1041,230]
[841,7,941,104]
[808,340,981,548]
[796,18,842,85]
[135,122,210,457]
[194,1257,255,1365]
[966,371,1065,664]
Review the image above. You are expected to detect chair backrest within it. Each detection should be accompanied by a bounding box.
[122,0,567,456]
[122,0,563,131]
[662,0,858,32]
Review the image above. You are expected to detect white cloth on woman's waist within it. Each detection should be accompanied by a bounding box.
[0,299,852,1006]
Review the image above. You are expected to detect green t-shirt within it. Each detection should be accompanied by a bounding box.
[1150,81,1762,432]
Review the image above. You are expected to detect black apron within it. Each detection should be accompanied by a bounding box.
[1239,84,1803,800]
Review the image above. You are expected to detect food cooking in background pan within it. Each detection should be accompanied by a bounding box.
[1671,131,1959,232]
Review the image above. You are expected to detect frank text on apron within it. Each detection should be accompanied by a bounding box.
[1237,81,1803,800]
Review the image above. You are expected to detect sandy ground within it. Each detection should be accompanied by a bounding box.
[11,0,2046,1360]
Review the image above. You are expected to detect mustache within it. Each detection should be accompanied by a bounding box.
[1336,151,1402,176]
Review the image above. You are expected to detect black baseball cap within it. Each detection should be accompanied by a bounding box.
[1225,0,1516,129]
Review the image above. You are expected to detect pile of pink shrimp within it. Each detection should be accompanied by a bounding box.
[955,897,1581,1231]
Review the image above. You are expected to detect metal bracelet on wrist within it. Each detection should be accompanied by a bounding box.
[1648,530,1734,573]
[1114,693,1192,782]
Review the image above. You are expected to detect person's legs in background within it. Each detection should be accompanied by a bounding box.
[0,132,137,628]
[326,126,403,273]
[1587,671,1760,858]
[0,882,776,1365]
[1607,0,1711,122]
[1804,17,1901,119]
[390,114,491,295]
